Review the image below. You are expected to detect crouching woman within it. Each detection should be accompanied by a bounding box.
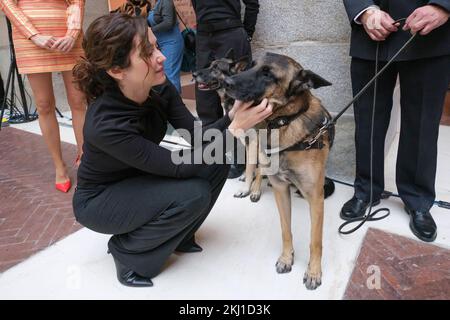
[72,13,272,287]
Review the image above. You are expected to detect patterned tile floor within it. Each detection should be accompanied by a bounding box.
[344,228,450,300]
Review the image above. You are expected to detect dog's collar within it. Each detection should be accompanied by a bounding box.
[266,108,306,130]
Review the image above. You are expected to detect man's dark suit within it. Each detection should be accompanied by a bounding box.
[343,0,450,212]
[344,0,450,61]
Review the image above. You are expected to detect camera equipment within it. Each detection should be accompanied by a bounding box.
[0,17,38,130]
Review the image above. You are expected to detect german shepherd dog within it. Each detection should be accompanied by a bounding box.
[224,52,334,290]
[194,51,335,203]
[111,0,152,17]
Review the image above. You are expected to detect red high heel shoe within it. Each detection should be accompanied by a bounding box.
[55,179,72,193]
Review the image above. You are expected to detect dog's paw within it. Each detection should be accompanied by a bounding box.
[250,191,261,202]
[303,270,322,290]
[234,189,250,198]
[275,256,293,274]
[238,175,246,182]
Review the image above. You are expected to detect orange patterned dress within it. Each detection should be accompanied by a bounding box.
[0,0,85,74]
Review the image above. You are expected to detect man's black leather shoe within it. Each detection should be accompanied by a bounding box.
[340,196,380,220]
[404,207,437,242]
[227,164,245,179]
[112,256,153,287]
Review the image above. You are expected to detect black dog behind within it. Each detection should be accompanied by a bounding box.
[193,49,250,112]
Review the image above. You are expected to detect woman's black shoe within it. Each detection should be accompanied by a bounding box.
[404,207,437,242]
[340,196,380,220]
[227,164,245,179]
[175,239,203,253]
[112,256,153,287]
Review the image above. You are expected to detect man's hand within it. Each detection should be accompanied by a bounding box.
[360,8,399,41]
[51,36,76,53]
[30,34,56,49]
[403,5,450,35]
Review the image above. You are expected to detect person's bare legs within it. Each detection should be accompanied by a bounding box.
[27,73,69,184]
[62,70,86,164]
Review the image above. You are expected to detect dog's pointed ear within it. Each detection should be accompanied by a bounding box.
[225,48,235,61]
[287,69,332,96]
[299,70,331,90]
[233,56,251,73]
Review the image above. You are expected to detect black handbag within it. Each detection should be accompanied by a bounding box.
[175,9,196,72]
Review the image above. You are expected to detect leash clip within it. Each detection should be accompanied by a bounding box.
[305,117,331,149]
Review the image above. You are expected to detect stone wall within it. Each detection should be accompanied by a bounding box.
[252,0,353,114]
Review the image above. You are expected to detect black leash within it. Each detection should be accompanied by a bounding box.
[330,19,416,127]
[337,19,417,234]
[329,177,450,209]
[270,19,418,155]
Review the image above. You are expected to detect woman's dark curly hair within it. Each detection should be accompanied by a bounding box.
[73,13,153,103]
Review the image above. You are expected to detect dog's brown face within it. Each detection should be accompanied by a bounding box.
[193,49,250,91]
[224,52,332,104]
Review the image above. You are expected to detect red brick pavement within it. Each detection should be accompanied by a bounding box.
[343,228,450,300]
[0,127,81,272]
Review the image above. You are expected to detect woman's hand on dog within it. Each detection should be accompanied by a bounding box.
[228,99,273,138]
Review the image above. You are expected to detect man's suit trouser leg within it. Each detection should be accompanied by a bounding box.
[195,32,223,125]
[351,58,398,202]
[396,55,450,212]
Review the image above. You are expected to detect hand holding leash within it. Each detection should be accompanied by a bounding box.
[403,4,450,35]
[360,8,399,41]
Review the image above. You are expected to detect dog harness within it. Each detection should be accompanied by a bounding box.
[264,110,334,156]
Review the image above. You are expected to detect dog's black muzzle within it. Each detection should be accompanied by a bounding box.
[223,75,263,103]
[193,70,221,91]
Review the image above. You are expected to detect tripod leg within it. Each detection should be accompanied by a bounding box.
[55,107,64,118]
[0,73,4,105]
[15,65,29,120]
[0,62,14,129]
